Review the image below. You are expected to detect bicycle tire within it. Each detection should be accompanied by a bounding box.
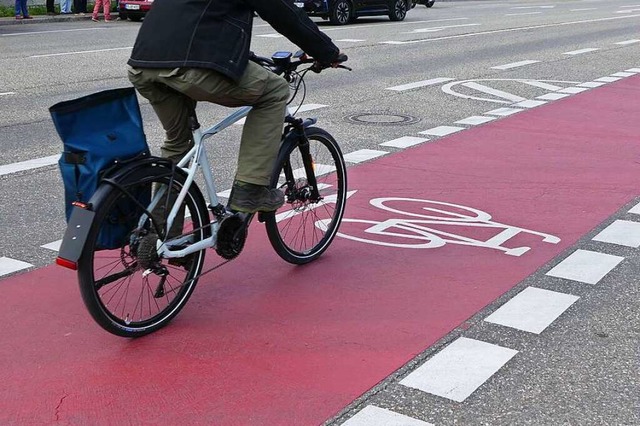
[77,162,210,337]
[264,127,348,264]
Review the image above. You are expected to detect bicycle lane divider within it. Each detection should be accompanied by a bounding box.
[1,76,639,425]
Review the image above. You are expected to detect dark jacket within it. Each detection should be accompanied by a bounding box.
[128,0,340,82]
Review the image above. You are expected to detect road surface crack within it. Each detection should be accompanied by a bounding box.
[54,392,68,421]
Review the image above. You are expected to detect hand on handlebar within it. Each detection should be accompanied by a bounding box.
[311,52,350,73]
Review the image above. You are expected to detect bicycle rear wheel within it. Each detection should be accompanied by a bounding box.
[77,163,210,337]
[265,127,347,264]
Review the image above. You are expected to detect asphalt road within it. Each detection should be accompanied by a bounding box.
[0,0,639,424]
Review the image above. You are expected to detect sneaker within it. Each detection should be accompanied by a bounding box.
[15,15,22,20]
[23,15,33,19]
[228,180,284,213]
[91,17,99,21]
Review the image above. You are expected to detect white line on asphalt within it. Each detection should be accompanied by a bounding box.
[485,107,523,116]
[30,47,133,58]
[505,12,543,16]
[536,92,571,100]
[563,48,600,55]
[343,406,434,426]
[557,86,590,94]
[511,5,555,9]
[380,14,640,45]
[626,68,640,72]
[616,9,640,13]
[610,71,635,77]
[619,4,640,7]
[0,257,33,277]
[386,77,454,92]
[462,82,526,103]
[520,80,563,91]
[629,201,640,215]
[236,104,327,125]
[2,28,110,37]
[343,149,388,163]
[320,17,470,32]
[335,39,365,42]
[570,8,597,11]
[0,92,16,96]
[406,23,481,33]
[594,76,622,82]
[256,34,284,38]
[419,125,464,137]
[546,249,624,285]
[484,287,579,334]
[380,136,429,148]
[454,115,496,126]
[592,220,640,248]
[615,39,640,45]
[41,240,62,252]
[491,60,540,70]
[512,99,547,108]
[400,337,518,402]
[0,155,59,177]
[577,81,606,88]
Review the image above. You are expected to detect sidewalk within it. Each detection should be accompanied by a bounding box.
[0,12,95,26]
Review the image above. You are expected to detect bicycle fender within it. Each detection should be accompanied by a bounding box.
[56,204,95,270]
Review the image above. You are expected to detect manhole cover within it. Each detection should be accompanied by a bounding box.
[345,113,420,126]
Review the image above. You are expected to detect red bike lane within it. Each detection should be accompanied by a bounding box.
[2,75,639,425]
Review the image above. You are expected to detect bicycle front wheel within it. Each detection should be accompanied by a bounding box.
[77,162,210,337]
[265,127,348,264]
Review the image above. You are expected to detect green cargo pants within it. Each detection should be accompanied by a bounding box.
[127,61,290,186]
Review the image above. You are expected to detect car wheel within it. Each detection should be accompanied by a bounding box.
[330,0,351,25]
[118,11,127,20]
[389,0,408,21]
[425,0,435,7]
[129,14,142,21]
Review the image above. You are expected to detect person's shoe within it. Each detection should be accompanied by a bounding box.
[228,180,285,213]
[23,15,33,19]
[91,17,99,21]
[15,15,22,20]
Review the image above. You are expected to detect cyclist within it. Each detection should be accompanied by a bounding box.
[127,0,345,213]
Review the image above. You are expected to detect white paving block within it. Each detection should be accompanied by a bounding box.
[380,136,429,148]
[558,87,590,94]
[455,115,496,126]
[615,40,640,45]
[343,149,388,163]
[629,201,640,215]
[342,406,434,426]
[563,48,599,55]
[513,100,547,108]
[485,107,523,117]
[216,189,232,198]
[546,249,624,285]
[41,240,62,252]
[594,76,622,83]
[400,337,518,402]
[0,257,33,277]
[610,72,635,77]
[419,125,465,136]
[625,68,640,73]
[536,93,571,101]
[484,287,579,334]
[592,220,640,247]
[577,82,607,88]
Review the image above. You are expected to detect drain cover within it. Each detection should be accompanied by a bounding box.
[345,113,420,126]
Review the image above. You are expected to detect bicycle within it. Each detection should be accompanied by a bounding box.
[57,51,351,337]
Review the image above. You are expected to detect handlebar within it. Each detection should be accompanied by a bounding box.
[249,51,351,78]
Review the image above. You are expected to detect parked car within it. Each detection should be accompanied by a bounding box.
[294,0,411,25]
[411,0,435,7]
[118,0,153,21]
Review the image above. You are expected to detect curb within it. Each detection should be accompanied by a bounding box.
[0,14,94,26]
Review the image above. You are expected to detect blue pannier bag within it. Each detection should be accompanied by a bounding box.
[49,87,151,250]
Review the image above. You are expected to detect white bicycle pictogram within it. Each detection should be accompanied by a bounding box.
[317,198,560,256]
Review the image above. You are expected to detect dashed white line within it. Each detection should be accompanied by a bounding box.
[1,92,16,96]
[256,34,284,38]
[626,68,640,73]
[546,249,624,285]
[342,406,434,426]
[41,240,62,252]
[629,201,640,215]
[594,76,622,82]
[570,8,597,11]
[454,115,496,126]
[400,337,518,402]
[505,12,543,16]
[610,71,635,77]
[380,136,429,148]
[577,81,607,88]
[615,39,640,45]
[335,39,365,42]
[386,77,453,92]
[343,149,388,163]
[419,125,464,137]
[462,82,526,103]
[536,92,571,101]
[30,47,132,58]
[0,257,33,277]
[491,60,540,70]
[406,23,481,33]
[485,107,523,117]
[592,220,640,248]
[557,86,590,94]
[484,287,579,334]
[563,48,600,55]
[512,100,547,108]
[0,155,59,177]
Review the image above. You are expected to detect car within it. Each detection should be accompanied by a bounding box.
[118,0,153,21]
[411,0,435,7]
[294,0,411,25]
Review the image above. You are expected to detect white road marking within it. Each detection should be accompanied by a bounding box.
[577,81,607,88]
[594,76,622,82]
[1,92,16,96]
[454,115,496,126]
[570,8,597,11]
[563,48,600,55]
[335,39,365,42]
[41,240,62,252]
[343,406,434,426]
[235,104,327,125]
[343,149,388,163]
[419,125,464,136]
[386,77,453,92]
[610,71,635,77]
[380,136,429,148]
[557,86,590,94]
[484,287,579,334]
[380,15,640,45]
[491,60,540,70]
[511,5,555,9]
[626,68,640,72]
[485,107,523,116]
[2,28,110,37]
[520,80,563,90]
[217,189,232,198]
[615,39,640,45]
[0,155,59,177]
[616,9,640,13]
[0,257,33,277]
[546,249,624,285]
[512,99,547,108]
[630,201,640,215]
[320,17,470,33]
[462,82,526,103]
[406,23,481,33]
[592,220,640,248]
[400,337,518,402]
[256,34,284,38]
[30,47,132,58]
[505,12,543,16]
[536,92,571,100]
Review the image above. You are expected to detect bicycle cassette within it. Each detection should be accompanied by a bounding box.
[215,214,248,260]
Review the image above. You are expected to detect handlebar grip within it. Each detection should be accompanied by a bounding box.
[335,53,348,63]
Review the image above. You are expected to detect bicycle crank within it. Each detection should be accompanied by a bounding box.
[215,213,250,260]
